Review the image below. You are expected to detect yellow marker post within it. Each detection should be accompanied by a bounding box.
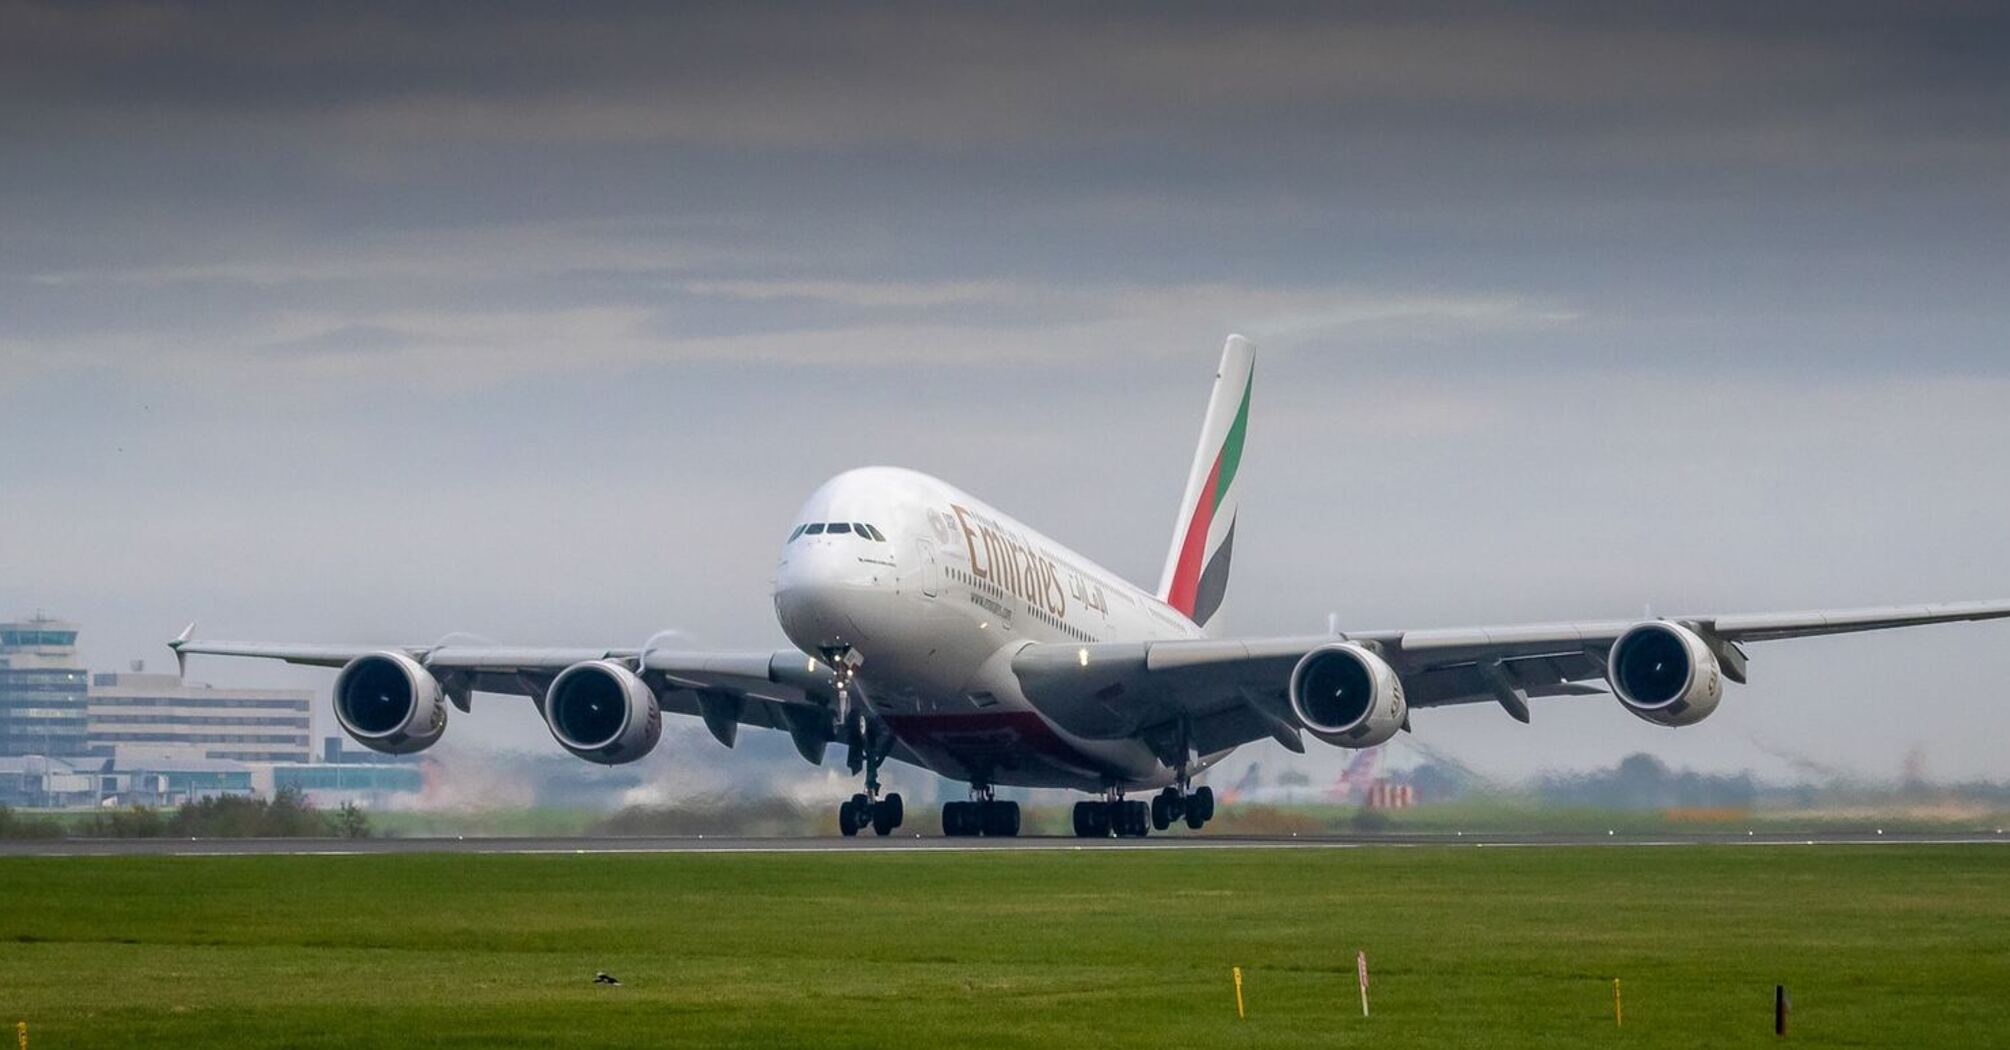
[1232,967,1246,1019]
[17,1020,26,1050]
[1613,978,1623,1027]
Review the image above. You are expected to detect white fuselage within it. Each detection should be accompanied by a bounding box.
[772,467,1221,791]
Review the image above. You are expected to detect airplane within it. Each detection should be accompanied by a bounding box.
[170,335,2010,838]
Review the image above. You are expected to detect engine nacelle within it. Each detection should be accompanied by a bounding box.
[332,651,449,755]
[1288,643,1407,748]
[1607,622,1724,727]
[543,660,663,765]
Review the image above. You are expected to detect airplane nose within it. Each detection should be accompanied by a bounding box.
[773,541,887,650]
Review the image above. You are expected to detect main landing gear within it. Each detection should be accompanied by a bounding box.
[941,785,1020,837]
[1073,785,1215,838]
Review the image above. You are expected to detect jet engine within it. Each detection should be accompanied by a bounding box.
[332,651,449,755]
[1607,622,1724,727]
[1288,643,1407,748]
[543,660,663,765]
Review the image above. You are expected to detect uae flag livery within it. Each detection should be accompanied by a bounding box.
[1159,335,1255,629]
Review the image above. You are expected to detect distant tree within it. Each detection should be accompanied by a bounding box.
[0,805,65,840]
[336,802,371,839]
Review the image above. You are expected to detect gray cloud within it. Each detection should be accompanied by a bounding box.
[2,2,2007,783]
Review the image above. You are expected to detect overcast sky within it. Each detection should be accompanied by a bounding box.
[4,2,2008,784]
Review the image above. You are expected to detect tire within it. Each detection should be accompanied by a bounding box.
[1150,793,1172,831]
[872,797,900,836]
[1071,801,1098,837]
[838,799,862,837]
[1193,786,1215,822]
[881,792,904,829]
[941,801,964,837]
[1125,800,1151,837]
[983,800,1021,837]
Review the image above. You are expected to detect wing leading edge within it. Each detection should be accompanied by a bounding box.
[1011,599,2010,755]
[169,636,852,763]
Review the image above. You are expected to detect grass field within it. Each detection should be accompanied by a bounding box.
[2,845,2005,1048]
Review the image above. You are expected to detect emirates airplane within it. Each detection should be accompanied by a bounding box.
[173,336,2010,838]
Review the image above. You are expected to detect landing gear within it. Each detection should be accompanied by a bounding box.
[1071,794,1153,838]
[839,790,904,837]
[1184,785,1214,830]
[836,719,902,837]
[1078,784,1216,838]
[1071,799,1111,837]
[941,786,1020,837]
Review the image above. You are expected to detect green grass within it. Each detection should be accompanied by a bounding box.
[2,845,2005,1047]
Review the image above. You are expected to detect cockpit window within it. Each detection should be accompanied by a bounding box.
[789,524,807,541]
[826,522,852,535]
[860,523,886,542]
[804,523,826,535]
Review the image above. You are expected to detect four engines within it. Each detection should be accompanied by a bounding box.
[1288,643,1408,749]
[1606,621,1723,727]
[329,620,1727,765]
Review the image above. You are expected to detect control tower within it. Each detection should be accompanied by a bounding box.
[0,616,89,757]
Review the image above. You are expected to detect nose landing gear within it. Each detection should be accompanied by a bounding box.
[833,669,903,838]
[839,788,903,837]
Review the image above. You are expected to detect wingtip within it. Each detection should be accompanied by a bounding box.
[170,622,195,678]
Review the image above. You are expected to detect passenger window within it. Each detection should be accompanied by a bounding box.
[789,525,807,541]
[826,522,852,535]
[804,523,826,535]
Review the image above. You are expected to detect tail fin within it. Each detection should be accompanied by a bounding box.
[1157,334,1255,629]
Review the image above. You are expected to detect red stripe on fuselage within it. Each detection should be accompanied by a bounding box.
[879,710,1107,783]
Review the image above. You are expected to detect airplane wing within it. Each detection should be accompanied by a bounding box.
[1011,600,2010,759]
[170,637,851,762]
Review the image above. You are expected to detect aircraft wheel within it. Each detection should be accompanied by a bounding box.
[1192,786,1216,823]
[838,799,863,837]
[1150,790,1175,831]
[1071,801,1098,837]
[943,801,981,837]
[983,800,1021,837]
[1110,800,1149,837]
[872,795,902,837]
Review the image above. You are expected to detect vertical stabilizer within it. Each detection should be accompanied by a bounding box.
[1157,335,1255,629]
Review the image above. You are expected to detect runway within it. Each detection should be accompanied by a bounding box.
[3,830,2004,857]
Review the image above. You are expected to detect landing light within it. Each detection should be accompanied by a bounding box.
[1077,648,1089,667]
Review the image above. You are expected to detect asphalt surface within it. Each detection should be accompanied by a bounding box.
[2,831,2004,857]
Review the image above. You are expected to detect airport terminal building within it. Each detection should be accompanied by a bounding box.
[0,617,90,758]
[0,615,423,809]
[88,671,314,765]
